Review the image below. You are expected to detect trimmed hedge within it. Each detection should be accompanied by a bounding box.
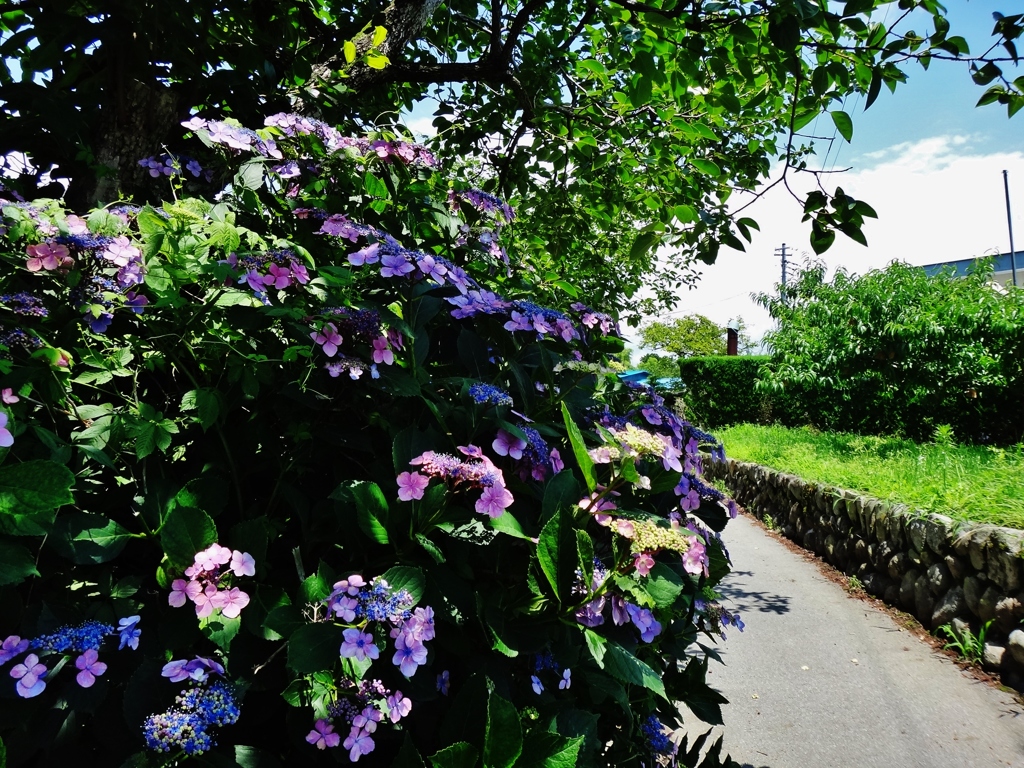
[678,356,800,428]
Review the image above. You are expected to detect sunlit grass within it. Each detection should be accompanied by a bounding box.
[717,424,1024,530]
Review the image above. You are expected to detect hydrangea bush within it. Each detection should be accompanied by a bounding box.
[0,114,741,766]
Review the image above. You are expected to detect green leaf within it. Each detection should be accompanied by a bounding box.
[364,171,389,198]
[51,512,132,564]
[561,403,596,493]
[629,231,660,261]
[160,506,217,568]
[603,641,667,700]
[348,480,390,543]
[201,614,241,651]
[263,605,305,640]
[583,629,607,668]
[372,26,388,47]
[236,160,264,191]
[381,565,425,605]
[287,623,344,673]
[392,733,426,768]
[516,732,583,768]
[343,40,357,63]
[483,691,522,768]
[542,470,580,524]
[830,110,854,142]
[0,537,39,585]
[415,533,446,563]
[487,510,532,539]
[429,743,479,768]
[645,563,684,607]
[0,460,75,534]
[536,506,576,603]
[690,158,722,177]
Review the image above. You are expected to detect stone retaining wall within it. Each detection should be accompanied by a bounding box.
[707,459,1024,690]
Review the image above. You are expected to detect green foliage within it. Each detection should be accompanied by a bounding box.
[639,315,726,358]
[757,260,1024,444]
[718,424,1024,530]
[678,356,799,428]
[938,620,993,665]
[0,3,1020,319]
[0,116,739,766]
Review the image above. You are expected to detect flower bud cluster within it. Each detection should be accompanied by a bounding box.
[400,445,514,518]
[142,678,239,757]
[168,543,255,619]
[0,616,140,698]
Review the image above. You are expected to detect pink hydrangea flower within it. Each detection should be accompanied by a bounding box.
[475,484,513,518]
[10,653,47,698]
[387,691,412,723]
[74,649,108,688]
[193,584,221,618]
[0,635,29,664]
[0,411,13,448]
[194,543,232,572]
[396,471,429,501]
[340,629,379,662]
[168,578,202,608]
[633,552,655,577]
[230,550,256,577]
[306,719,340,750]
[492,429,527,459]
[217,587,250,619]
[371,337,394,365]
[311,322,342,357]
[1,388,19,404]
[343,727,375,762]
[25,242,69,271]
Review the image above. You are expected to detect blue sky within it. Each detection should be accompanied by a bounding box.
[638,0,1024,347]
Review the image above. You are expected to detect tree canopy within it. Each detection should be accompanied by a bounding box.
[640,314,727,358]
[1,1,1021,317]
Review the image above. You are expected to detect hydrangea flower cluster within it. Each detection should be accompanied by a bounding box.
[399,444,514,517]
[468,382,512,407]
[15,209,151,335]
[184,113,437,169]
[0,292,48,317]
[168,544,256,619]
[138,154,212,181]
[640,713,675,755]
[308,677,414,761]
[0,616,141,698]
[493,425,563,482]
[142,676,240,756]
[223,249,310,302]
[530,651,572,695]
[326,575,436,678]
[694,597,745,639]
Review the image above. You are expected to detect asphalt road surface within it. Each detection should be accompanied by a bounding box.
[682,514,1024,768]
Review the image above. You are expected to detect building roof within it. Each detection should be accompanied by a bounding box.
[921,251,1019,278]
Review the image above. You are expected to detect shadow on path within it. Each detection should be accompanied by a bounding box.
[716,571,792,615]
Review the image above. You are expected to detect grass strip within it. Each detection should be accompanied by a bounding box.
[717,424,1024,530]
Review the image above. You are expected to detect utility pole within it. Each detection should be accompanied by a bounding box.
[1004,170,1018,288]
[775,243,789,300]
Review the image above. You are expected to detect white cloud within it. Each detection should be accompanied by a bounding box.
[646,136,1024,342]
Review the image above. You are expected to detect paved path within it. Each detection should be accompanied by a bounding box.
[684,514,1024,768]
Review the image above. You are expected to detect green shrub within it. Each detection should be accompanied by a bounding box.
[757,260,1024,445]
[678,356,800,428]
[0,115,740,766]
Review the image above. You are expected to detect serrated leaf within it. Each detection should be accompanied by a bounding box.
[287,623,344,673]
[483,691,522,768]
[0,537,40,585]
[561,403,595,492]
[51,512,132,564]
[160,505,217,568]
[429,743,478,768]
[603,641,667,700]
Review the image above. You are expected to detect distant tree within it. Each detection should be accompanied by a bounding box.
[639,353,683,381]
[639,314,726,358]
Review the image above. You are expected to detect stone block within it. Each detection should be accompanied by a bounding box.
[931,586,966,629]
[926,562,953,596]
